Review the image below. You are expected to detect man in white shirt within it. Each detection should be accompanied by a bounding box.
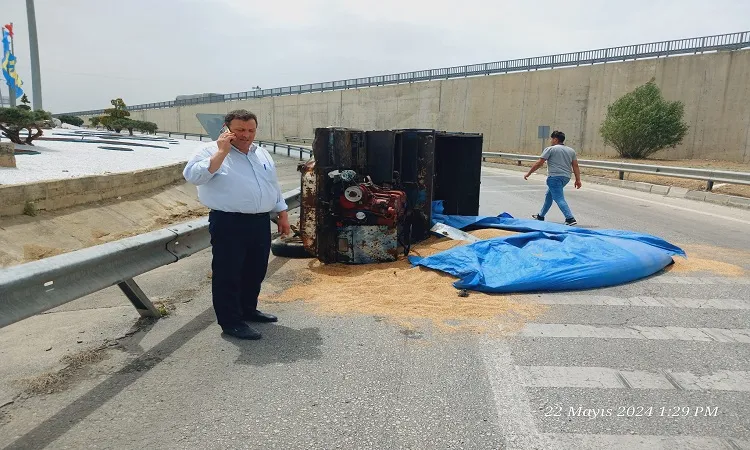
[524,130,582,225]
[183,110,291,340]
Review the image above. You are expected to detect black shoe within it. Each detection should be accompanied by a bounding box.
[222,324,262,340]
[565,217,577,226]
[532,214,545,221]
[243,310,278,323]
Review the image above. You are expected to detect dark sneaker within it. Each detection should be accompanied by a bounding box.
[532,214,545,221]
[222,324,262,340]
[565,217,577,226]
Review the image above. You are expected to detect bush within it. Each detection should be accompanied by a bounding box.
[89,99,156,135]
[600,79,689,159]
[0,107,52,145]
[133,120,158,134]
[107,118,132,134]
[58,114,84,127]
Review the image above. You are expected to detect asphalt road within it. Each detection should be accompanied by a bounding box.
[1,160,749,450]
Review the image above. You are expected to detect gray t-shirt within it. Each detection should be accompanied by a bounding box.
[540,144,577,178]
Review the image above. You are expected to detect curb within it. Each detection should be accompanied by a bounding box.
[482,162,750,210]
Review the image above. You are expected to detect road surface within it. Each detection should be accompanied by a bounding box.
[1,158,749,449]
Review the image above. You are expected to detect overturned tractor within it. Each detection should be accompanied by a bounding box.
[290,127,483,264]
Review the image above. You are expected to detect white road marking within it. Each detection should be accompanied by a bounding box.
[519,366,750,392]
[480,340,552,449]
[516,324,750,343]
[543,434,749,450]
[534,295,750,310]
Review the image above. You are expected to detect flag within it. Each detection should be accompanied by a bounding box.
[3,24,12,38]
[2,28,24,98]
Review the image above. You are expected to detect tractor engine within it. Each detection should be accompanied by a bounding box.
[324,170,408,264]
[339,182,407,227]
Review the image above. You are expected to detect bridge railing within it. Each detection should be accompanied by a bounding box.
[61,31,750,117]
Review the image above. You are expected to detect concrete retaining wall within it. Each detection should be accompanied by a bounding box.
[78,50,750,163]
[0,163,186,217]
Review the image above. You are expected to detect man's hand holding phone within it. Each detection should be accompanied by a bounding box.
[217,127,236,154]
[208,126,234,174]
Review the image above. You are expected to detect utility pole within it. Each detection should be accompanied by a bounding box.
[26,0,43,110]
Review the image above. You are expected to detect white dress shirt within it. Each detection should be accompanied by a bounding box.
[183,141,288,214]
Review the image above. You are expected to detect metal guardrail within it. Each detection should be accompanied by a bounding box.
[483,152,750,191]
[62,31,750,117]
[0,189,301,329]
[158,132,749,191]
[153,131,314,161]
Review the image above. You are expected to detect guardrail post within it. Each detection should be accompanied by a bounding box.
[168,132,172,137]
[706,180,714,191]
[517,160,522,166]
[287,145,291,157]
[184,133,187,139]
[118,278,161,318]
[273,142,277,154]
[618,171,625,180]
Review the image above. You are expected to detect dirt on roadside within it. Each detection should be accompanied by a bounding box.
[0,182,209,268]
[485,156,750,198]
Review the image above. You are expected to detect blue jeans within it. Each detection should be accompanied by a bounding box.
[540,176,574,220]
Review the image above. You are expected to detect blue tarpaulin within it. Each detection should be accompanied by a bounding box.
[408,201,686,293]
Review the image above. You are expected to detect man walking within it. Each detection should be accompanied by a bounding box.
[523,130,582,225]
[183,110,291,340]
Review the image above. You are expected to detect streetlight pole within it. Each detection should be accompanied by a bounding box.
[26,0,43,110]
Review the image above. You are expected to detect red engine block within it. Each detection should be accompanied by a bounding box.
[339,183,407,226]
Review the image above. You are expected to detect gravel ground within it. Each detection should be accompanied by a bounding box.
[0,128,209,185]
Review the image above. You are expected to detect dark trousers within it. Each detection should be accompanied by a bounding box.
[208,210,272,328]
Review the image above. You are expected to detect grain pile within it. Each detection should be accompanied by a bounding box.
[264,229,545,333]
[668,257,746,277]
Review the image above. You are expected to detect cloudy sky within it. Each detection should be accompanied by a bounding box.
[2,0,749,113]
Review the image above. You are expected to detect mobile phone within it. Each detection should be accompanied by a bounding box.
[220,124,229,135]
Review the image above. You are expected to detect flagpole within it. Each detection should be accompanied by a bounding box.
[26,0,43,110]
[7,22,16,107]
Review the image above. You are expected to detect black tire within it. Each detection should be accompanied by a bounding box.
[271,235,313,258]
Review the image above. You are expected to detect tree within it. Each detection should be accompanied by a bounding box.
[600,79,689,159]
[0,107,52,145]
[99,98,131,131]
[90,98,156,135]
[108,118,130,134]
[17,94,31,111]
[58,114,84,126]
[104,98,130,119]
[133,120,158,134]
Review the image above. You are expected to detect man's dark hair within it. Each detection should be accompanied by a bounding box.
[224,109,258,126]
[551,130,565,143]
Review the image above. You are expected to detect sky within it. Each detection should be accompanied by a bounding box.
[2,0,749,113]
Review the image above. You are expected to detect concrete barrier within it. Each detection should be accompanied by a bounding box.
[0,163,186,217]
